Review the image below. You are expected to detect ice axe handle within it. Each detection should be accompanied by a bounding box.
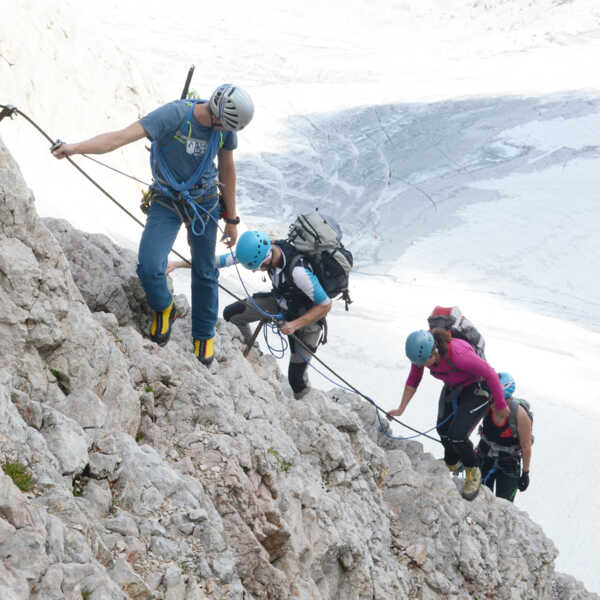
[243,319,266,357]
[180,65,195,100]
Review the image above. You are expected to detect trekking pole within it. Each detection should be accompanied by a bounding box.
[243,320,266,357]
[180,65,195,100]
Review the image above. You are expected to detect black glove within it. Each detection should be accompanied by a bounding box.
[519,470,530,492]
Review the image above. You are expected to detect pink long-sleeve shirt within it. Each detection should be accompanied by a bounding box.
[406,338,507,410]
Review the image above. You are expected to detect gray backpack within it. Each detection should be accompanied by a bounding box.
[508,397,534,444]
[427,305,486,358]
[287,211,353,310]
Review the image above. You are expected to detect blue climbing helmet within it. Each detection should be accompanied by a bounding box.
[236,231,271,270]
[405,330,435,366]
[498,372,516,399]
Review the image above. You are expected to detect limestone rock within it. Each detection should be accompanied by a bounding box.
[0,134,598,600]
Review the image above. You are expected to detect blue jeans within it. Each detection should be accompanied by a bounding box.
[136,196,219,340]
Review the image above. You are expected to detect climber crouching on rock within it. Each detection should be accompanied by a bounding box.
[168,230,332,398]
[387,328,509,501]
[223,231,332,399]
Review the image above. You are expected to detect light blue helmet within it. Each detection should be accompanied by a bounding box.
[236,231,271,270]
[405,330,435,366]
[498,372,516,399]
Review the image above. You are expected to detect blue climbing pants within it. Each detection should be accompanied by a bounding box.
[136,196,219,340]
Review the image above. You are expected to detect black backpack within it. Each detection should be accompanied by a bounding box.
[287,211,353,310]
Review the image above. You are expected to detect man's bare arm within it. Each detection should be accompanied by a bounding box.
[52,122,147,158]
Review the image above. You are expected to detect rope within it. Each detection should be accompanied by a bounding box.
[80,153,151,186]
[263,321,288,359]
[482,464,496,485]
[481,459,520,485]
[291,345,441,443]
[1,104,147,229]
[0,103,441,444]
[148,100,220,208]
[0,104,245,303]
[182,194,220,237]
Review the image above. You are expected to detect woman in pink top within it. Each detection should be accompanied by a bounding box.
[388,328,509,501]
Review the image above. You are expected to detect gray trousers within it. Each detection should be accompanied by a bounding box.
[223,293,323,395]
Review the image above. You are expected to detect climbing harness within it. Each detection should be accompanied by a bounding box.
[0,102,443,445]
[148,102,220,201]
[481,445,521,485]
[147,98,223,236]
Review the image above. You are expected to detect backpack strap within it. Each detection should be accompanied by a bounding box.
[508,397,534,445]
[443,347,459,372]
[286,253,304,276]
[442,345,470,376]
[507,397,521,439]
[479,398,521,457]
[271,243,306,309]
[440,341,483,388]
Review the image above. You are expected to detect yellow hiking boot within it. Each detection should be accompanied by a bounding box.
[462,466,482,501]
[150,301,177,347]
[194,337,215,367]
[447,461,463,474]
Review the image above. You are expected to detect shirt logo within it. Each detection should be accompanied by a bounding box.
[186,138,208,156]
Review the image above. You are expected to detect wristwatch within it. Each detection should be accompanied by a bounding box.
[223,215,240,225]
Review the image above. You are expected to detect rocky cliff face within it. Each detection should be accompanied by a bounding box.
[0,136,596,600]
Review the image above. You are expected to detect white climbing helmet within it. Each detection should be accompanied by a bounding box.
[209,84,254,131]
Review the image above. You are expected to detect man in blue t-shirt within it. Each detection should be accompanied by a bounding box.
[52,84,254,366]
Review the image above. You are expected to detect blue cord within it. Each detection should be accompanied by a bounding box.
[482,465,497,485]
[262,321,288,359]
[184,195,220,237]
[218,232,452,444]
[481,455,520,484]
[149,101,221,205]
